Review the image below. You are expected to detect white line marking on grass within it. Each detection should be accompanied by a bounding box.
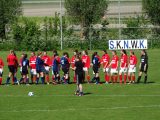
[0,105,160,113]
[0,94,160,97]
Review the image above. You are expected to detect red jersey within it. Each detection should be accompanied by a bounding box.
[14,56,19,69]
[42,55,51,66]
[19,57,23,67]
[0,58,4,68]
[71,56,76,68]
[120,54,128,68]
[7,54,17,66]
[82,55,90,68]
[129,55,137,65]
[111,55,119,69]
[101,54,110,68]
[29,56,37,69]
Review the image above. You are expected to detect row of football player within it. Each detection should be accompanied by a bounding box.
[0,49,148,85]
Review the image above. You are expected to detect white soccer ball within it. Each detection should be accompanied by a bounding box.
[28,92,34,96]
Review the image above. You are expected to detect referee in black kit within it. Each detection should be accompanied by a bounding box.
[137,50,148,84]
[71,54,84,96]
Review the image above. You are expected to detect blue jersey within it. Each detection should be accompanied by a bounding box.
[92,56,100,67]
[22,58,29,71]
[36,57,45,72]
[60,56,70,69]
[52,58,60,71]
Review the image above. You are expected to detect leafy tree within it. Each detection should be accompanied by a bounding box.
[65,0,108,39]
[142,0,160,25]
[0,0,22,40]
[12,23,24,45]
[142,0,160,34]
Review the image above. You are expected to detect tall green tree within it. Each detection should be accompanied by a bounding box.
[65,0,108,39]
[142,0,160,25]
[0,0,22,40]
[142,0,160,34]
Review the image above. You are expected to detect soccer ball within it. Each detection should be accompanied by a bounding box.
[28,92,34,96]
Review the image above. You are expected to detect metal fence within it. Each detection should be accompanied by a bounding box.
[17,0,160,49]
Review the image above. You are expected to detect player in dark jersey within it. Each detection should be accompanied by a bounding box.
[36,52,45,84]
[137,50,148,84]
[91,52,101,84]
[71,55,84,96]
[52,53,61,84]
[19,54,30,85]
[60,52,70,84]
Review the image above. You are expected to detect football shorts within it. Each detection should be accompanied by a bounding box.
[103,68,109,73]
[128,65,136,73]
[111,68,118,74]
[31,69,37,75]
[62,67,69,74]
[140,65,148,73]
[93,66,99,74]
[83,67,89,72]
[8,65,15,74]
[20,67,22,72]
[119,67,128,73]
[0,68,3,76]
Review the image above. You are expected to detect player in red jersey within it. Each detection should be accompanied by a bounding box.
[13,52,19,85]
[42,51,51,85]
[109,50,119,83]
[51,50,61,84]
[29,51,37,84]
[119,50,128,84]
[71,50,79,83]
[6,50,17,85]
[101,50,110,84]
[82,50,91,83]
[128,51,137,84]
[0,58,4,85]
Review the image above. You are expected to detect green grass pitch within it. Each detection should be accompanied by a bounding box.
[0,49,160,120]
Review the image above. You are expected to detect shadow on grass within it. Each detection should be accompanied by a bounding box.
[83,92,92,95]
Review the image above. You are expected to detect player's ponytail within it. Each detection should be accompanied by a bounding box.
[130,50,134,55]
[24,54,28,59]
[76,55,82,61]
[112,50,117,55]
[85,50,88,55]
[122,49,127,55]
[103,50,107,54]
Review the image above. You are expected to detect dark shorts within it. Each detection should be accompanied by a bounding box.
[53,70,59,76]
[22,68,28,75]
[8,65,15,74]
[76,72,84,84]
[140,65,148,73]
[93,66,99,74]
[62,68,69,74]
[36,68,45,74]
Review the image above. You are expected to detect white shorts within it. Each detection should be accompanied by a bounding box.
[0,69,3,74]
[128,65,136,73]
[45,66,50,72]
[119,67,127,73]
[31,69,37,75]
[20,67,22,72]
[110,68,118,74]
[103,68,109,73]
[83,67,88,72]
